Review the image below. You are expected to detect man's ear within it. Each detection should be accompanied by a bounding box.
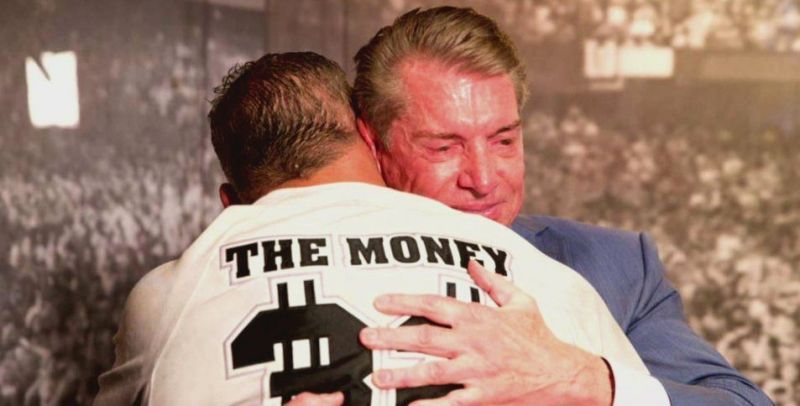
[219,183,241,208]
[356,117,385,174]
[356,117,380,159]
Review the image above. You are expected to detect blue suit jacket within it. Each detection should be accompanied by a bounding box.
[512,215,773,406]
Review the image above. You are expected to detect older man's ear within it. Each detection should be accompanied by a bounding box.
[356,118,382,173]
[219,183,241,208]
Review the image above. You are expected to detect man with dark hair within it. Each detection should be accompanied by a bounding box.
[352,6,771,406]
[95,52,647,405]
[208,52,357,204]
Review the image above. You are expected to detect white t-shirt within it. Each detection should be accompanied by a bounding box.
[95,183,650,406]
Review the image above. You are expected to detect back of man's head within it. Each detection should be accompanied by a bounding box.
[209,52,356,203]
[352,6,528,144]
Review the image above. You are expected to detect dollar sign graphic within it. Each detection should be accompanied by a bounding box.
[231,279,373,404]
[394,281,482,405]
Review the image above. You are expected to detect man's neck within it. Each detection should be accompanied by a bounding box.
[274,141,386,191]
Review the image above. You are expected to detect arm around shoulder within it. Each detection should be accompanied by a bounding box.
[629,234,773,406]
[93,261,177,405]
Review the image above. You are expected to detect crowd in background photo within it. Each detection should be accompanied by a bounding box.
[0,140,219,405]
[486,0,800,51]
[1,0,799,404]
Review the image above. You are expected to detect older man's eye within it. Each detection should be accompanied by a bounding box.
[423,141,460,156]
[425,143,452,153]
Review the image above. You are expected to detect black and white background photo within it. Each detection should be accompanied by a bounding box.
[1,0,798,404]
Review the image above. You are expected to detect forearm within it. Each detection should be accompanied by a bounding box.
[566,356,671,406]
[563,355,613,406]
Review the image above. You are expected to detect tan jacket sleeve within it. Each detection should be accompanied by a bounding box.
[94,261,176,406]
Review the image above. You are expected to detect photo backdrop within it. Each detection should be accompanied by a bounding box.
[1,0,798,404]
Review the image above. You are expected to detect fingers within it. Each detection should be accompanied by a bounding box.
[361,324,459,357]
[466,260,526,307]
[372,293,469,326]
[409,387,483,406]
[287,391,343,406]
[372,358,470,389]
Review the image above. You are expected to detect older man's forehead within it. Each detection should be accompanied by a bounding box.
[397,71,517,128]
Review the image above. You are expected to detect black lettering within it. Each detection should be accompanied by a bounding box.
[453,240,483,270]
[347,237,388,265]
[444,281,481,303]
[230,279,373,403]
[299,238,329,267]
[263,239,294,272]
[420,236,455,266]
[390,236,421,264]
[470,287,480,303]
[446,282,456,298]
[225,242,258,278]
[482,246,509,276]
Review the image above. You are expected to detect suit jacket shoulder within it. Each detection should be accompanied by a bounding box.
[512,214,658,331]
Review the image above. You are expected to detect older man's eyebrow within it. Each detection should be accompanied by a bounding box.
[414,131,461,140]
[492,120,521,136]
[413,120,521,139]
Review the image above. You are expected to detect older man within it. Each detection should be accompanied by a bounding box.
[352,6,771,406]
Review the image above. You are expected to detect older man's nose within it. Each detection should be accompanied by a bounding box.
[457,146,497,196]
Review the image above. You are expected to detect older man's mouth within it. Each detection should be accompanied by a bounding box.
[451,202,502,219]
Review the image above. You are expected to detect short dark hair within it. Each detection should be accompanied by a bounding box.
[209,52,356,202]
[353,6,528,145]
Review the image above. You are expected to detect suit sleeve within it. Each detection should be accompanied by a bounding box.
[93,262,175,406]
[628,233,773,406]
